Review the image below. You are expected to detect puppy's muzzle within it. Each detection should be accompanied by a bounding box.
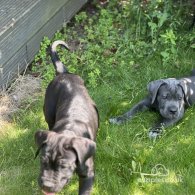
[39,178,55,192]
[167,105,179,118]
[39,177,68,194]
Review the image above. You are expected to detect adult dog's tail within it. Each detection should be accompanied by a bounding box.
[50,40,70,75]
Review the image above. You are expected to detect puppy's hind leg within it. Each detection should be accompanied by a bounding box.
[109,98,151,125]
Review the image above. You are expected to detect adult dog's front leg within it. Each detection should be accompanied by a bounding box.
[109,98,151,124]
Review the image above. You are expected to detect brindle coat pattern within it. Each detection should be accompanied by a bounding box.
[35,40,99,195]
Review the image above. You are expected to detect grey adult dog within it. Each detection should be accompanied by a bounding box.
[34,40,99,195]
[109,70,195,138]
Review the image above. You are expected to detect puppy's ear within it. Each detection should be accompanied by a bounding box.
[34,130,50,147]
[147,80,165,104]
[178,81,190,106]
[71,137,96,165]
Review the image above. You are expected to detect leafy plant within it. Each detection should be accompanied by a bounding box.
[159,29,178,64]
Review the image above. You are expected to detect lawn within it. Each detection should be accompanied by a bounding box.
[1,1,195,195]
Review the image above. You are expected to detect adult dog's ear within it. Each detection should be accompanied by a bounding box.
[34,130,50,147]
[179,81,190,106]
[71,137,96,165]
[147,79,165,104]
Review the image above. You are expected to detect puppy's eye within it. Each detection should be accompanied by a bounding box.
[162,95,167,99]
[60,164,68,169]
[57,160,68,168]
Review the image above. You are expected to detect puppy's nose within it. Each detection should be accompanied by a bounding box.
[169,107,178,115]
[43,181,54,188]
[39,178,54,189]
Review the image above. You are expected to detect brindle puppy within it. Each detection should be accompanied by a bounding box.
[35,40,99,195]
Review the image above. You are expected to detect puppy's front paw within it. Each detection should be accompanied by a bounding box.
[148,131,159,139]
[109,117,123,125]
[148,129,162,139]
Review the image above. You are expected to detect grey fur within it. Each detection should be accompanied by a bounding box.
[35,41,99,195]
[109,71,195,138]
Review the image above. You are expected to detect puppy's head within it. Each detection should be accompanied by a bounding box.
[35,130,96,194]
[147,78,189,119]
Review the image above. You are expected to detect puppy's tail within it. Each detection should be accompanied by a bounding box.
[50,40,70,75]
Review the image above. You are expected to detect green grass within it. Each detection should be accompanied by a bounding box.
[1,1,195,194]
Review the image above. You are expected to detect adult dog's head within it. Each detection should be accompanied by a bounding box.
[147,78,190,120]
[34,130,96,194]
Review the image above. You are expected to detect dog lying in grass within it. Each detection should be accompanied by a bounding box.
[110,70,195,139]
[34,40,99,195]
